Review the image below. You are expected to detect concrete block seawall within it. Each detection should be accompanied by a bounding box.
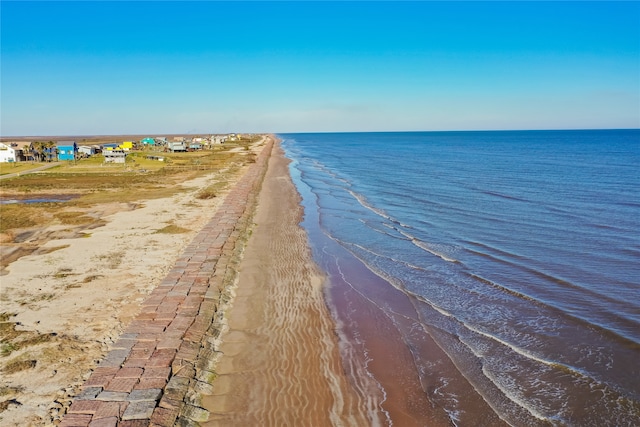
[59,139,274,427]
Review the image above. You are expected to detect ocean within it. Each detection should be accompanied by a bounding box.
[281,130,640,426]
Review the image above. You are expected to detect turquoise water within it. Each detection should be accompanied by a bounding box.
[282,130,640,426]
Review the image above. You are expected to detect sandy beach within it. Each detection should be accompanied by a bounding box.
[201,144,372,426]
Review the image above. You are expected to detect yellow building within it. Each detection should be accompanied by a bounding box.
[119,141,133,151]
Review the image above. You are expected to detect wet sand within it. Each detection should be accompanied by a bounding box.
[202,144,372,426]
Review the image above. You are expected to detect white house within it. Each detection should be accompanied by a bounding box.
[103,149,127,164]
[0,142,19,162]
[78,145,97,157]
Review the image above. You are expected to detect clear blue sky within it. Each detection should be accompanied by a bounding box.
[1,1,639,135]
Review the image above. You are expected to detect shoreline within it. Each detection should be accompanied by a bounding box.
[201,142,372,425]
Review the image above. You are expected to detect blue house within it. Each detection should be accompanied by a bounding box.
[56,140,77,161]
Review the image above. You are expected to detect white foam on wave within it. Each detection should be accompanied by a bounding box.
[396,229,460,263]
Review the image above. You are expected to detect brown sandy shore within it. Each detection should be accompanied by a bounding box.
[201,144,372,426]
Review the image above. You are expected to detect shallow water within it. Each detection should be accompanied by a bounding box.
[282,130,640,426]
[0,195,79,204]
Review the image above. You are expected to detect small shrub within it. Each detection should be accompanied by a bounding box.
[196,189,217,200]
[54,211,94,225]
[3,359,36,374]
[155,224,189,234]
[0,342,17,357]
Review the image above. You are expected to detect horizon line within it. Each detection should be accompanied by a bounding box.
[1,127,638,140]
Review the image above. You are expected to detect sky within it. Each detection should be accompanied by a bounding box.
[1,1,639,136]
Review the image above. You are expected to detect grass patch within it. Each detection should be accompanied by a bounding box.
[0,313,22,344]
[0,385,23,397]
[36,293,56,302]
[155,223,190,234]
[0,342,18,357]
[195,188,217,200]
[83,274,103,283]
[3,359,37,374]
[53,268,75,279]
[17,333,55,348]
[95,251,124,269]
[54,211,94,225]
[0,162,46,176]
[0,205,42,232]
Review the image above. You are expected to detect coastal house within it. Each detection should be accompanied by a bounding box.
[78,145,97,157]
[13,142,34,161]
[211,135,227,145]
[56,141,77,161]
[141,137,155,146]
[0,142,20,162]
[101,143,119,151]
[119,141,134,151]
[103,149,127,164]
[167,141,187,152]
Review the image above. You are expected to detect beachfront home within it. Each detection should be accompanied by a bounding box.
[56,141,77,161]
[14,142,34,161]
[211,135,227,145]
[0,142,20,162]
[167,141,187,152]
[101,143,119,151]
[78,145,97,157]
[103,149,127,164]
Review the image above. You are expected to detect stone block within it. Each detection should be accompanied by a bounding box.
[94,401,128,418]
[150,407,179,427]
[104,377,138,393]
[141,366,170,379]
[88,417,118,427]
[68,399,101,414]
[122,400,157,420]
[59,413,92,426]
[127,388,162,402]
[96,391,129,401]
[179,404,210,423]
[75,387,103,400]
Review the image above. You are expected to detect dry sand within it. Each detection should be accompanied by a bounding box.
[0,147,260,426]
[202,145,374,426]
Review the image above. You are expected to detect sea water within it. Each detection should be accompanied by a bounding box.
[281,130,640,426]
